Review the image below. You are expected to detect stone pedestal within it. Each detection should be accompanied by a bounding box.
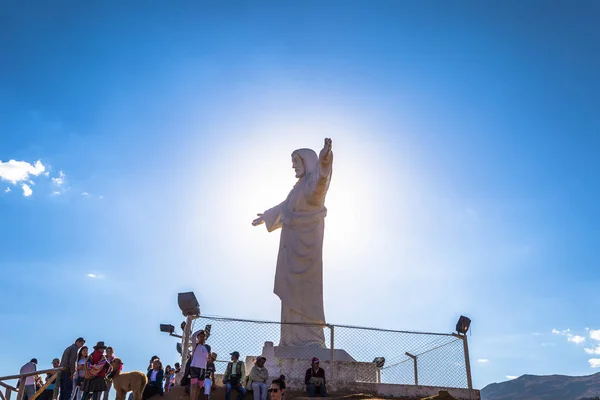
[243,341,379,392]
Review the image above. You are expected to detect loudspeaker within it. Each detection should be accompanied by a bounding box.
[177,292,200,316]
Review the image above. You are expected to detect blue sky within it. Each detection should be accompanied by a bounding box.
[1,0,599,390]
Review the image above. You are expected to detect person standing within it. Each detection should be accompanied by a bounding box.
[102,347,115,400]
[203,353,217,400]
[72,346,89,400]
[189,330,211,400]
[59,338,85,400]
[19,358,38,400]
[223,352,246,400]
[81,342,110,400]
[248,356,268,400]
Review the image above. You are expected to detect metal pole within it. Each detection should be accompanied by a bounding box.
[181,315,193,368]
[463,334,473,393]
[405,352,418,386]
[329,325,335,382]
[453,333,473,399]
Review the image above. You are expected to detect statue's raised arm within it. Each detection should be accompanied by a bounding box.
[313,138,333,198]
[319,138,332,163]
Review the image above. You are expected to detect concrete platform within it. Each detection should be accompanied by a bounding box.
[155,381,480,400]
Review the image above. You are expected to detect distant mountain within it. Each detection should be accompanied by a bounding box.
[481,372,600,400]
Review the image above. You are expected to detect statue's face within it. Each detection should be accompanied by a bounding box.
[292,154,305,178]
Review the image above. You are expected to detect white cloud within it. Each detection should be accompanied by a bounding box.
[588,359,600,368]
[52,191,61,196]
[87,273,97,278]
[540,342,556,347]
[585,346,600,355]
[552,328,585,344]
[532,332,541,336]
[506,375,517,380]
[477,359,489,363]
[52,171,66,186]
[0,159,46,184]
[4,187,10,193]
[81,192,89,196]
[568,335,586,344]
[590,329,600,341]
[21,183,32,197]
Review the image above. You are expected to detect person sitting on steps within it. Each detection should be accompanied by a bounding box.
[248,356,269,400]
[223,351,246,400]
[305,358,327,398]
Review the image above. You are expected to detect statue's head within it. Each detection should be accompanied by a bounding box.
[291,148,318,179]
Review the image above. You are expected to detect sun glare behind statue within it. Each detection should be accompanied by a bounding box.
[201,125,398,276]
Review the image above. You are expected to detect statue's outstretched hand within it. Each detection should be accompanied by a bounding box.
[252,213,264,226]
[320,138,332,159]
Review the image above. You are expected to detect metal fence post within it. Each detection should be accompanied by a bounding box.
[405,352,418,385]
[453,333,473,397]
[329,325,335,382]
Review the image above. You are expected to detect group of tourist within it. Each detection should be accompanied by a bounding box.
[18,331,327,400]
[18,337,181,400]
[184,328,326,400]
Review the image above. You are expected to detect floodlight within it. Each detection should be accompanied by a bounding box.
[456,315,471,334]
[160,324,175,334]
[177,292,200,316]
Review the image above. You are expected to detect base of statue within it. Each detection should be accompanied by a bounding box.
[242,341,378,391]
[273,344,356,362]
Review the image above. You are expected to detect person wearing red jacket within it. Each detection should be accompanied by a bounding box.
[81,342,110,400]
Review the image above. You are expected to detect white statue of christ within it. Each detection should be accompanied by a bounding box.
[252,138,333,348]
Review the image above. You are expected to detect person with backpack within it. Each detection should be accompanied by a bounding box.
[189,330,211,400]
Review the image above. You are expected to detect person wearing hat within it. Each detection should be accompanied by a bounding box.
[223,351,246,400]
[19,358,37,400]
[81,342,110,400]
[203,352,217,400]
[248,356,269,400]
[304,357,327,397]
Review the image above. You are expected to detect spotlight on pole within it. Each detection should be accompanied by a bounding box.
[177,292,200,317]
[160,323,183,338]
[160,324,175,334]
[176,343,182,355]
[456,315,471,335]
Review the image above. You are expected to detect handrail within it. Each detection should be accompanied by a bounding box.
[0,383,17,392]
[0,368,65,382]
[27,372,58,400]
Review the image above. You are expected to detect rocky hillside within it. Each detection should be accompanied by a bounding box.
[481,372,600,400]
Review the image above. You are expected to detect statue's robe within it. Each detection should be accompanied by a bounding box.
[261,147,333,347]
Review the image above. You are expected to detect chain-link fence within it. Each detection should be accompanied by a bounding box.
[188,316,470,390]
